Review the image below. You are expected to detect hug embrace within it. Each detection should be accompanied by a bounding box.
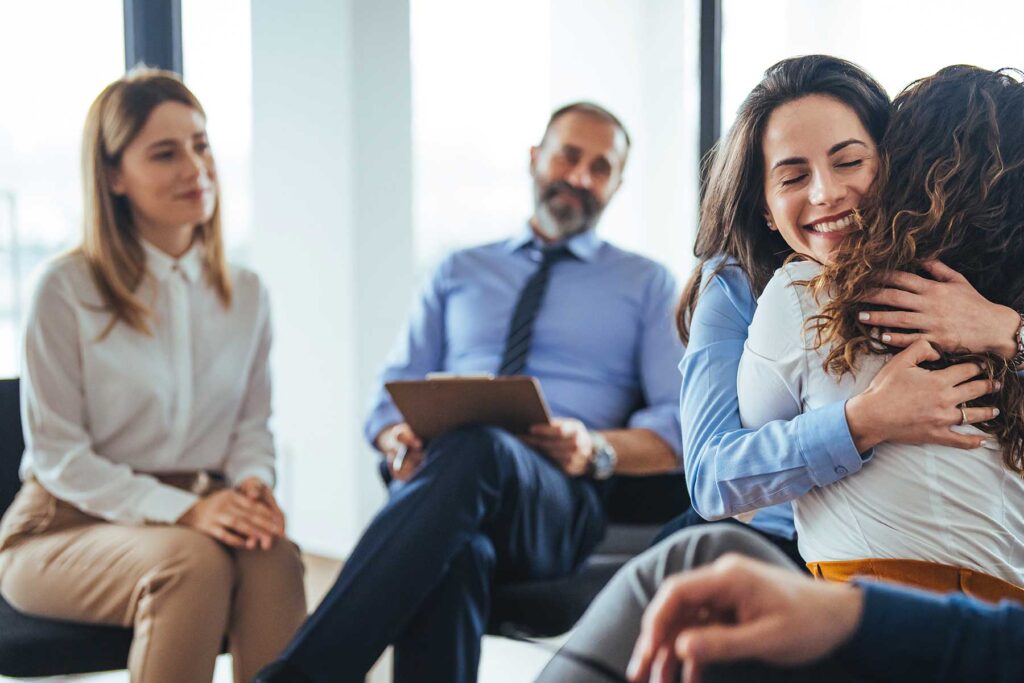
[1,52,1023,683]
[538,56,1024,683]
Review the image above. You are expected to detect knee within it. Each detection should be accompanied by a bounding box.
[448,534,496,581]
[428,425,523,481]
[238,539,305,587]
[646,524,764,583]
[147,530,234,598]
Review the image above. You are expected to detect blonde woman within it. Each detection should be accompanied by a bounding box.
[0,69,306,682]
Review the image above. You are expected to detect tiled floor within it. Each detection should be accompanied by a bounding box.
[0,554,555,683]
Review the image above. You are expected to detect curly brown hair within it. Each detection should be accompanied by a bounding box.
[809,65,1024,474]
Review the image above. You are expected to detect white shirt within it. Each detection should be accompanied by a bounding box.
[738,260,1024,586]
[20,240,276,525]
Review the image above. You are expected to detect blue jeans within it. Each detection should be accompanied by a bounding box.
[280,426,606,683]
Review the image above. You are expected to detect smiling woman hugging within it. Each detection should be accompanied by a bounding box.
[738,65,1024,602]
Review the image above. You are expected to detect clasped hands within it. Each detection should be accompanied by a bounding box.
[177,476,286,551]
[377,418,595,481]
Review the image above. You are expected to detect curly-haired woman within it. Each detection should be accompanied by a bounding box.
[739,65,1024,601]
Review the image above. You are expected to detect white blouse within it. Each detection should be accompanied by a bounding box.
[20,240,276,525]
[738,260,1024,586]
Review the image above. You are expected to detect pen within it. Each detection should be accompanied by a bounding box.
[392,444,408,472]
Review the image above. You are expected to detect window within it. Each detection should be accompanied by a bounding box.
[182,0,254,259]
[722,0,1024,131]
[0,1,125,377]
[411,0,701,277]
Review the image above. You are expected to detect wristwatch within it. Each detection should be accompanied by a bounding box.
[588,431,618,480]
[1011,311,1024,369]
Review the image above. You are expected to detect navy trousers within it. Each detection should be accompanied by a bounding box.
[280,426,607,683]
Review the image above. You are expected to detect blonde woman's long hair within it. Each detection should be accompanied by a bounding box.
[80,67,231,335]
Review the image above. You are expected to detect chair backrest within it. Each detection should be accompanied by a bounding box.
[0,378,24,517]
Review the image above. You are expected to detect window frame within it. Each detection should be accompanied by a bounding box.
[123,0,183,74]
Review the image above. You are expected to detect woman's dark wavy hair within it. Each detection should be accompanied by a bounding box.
[677,55,890,344]
[810,66,1024,474]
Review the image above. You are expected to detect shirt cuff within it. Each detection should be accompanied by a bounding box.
[226,464,276,489]
[799,400,868,487]
[139,483,201,524]
[364,403,404,449]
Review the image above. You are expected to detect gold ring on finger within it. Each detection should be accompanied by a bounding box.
[960,405,969,426]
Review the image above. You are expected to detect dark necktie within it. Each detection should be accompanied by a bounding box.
[498,246,574,376]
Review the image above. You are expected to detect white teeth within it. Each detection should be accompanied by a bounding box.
[809,214,856,233]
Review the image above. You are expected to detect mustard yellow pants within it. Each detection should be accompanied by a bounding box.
[807,557,1024,605]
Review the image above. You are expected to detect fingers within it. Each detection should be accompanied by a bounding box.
[921,259,967,283]
[634,570,731,675]
[958,406,1000,425]
[206,522,249,548]
[227,493,284,538]
[860,287,920,311]
[651,646,679,683]
[889,338,940,366]
[391,450,424,481]
[682,658,702,683]
[259,488,286,528]
[877,270,931,293]
[952,378,1000,405]
[396,427,423,450]
[674,621,772,668]
[220,513,271,549]
[858,309,925,332]
[875,331,920,348]
[237,478,263,500]
[529,423,572,438]
[934,361,984,386]
[937,429,989,450]
[237,480,285,529]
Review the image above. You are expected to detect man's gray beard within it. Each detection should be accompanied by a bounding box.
[533,201,595,241]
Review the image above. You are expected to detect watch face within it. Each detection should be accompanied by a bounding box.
[592,446,614,479]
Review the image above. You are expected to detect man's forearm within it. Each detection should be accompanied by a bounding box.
[603,428,679,475]
[836,582,1024,683]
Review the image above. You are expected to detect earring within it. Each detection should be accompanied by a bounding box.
[765,217,774,230]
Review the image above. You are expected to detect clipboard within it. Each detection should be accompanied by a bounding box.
[384,376,552,440]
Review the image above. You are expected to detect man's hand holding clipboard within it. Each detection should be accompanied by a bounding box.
[380,375,555,480]
[381,375,607,480]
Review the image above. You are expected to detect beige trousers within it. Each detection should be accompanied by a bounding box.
[0,479,307,683]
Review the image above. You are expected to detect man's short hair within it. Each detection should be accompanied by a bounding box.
[541,101,632,149]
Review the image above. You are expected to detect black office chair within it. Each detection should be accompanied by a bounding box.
[488,474,688,638]
[0,378,135,677]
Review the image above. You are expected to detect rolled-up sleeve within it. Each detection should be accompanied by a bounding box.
[682,264,864,520]
[627,266,685,462]
[363,257,450,447]
[21,270,198,525]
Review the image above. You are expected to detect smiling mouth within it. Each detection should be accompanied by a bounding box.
[804,211,859,234]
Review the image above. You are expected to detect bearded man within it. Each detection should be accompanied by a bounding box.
[257,102,687,683]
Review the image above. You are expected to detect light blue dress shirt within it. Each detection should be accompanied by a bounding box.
[365,227,685,462]
[680,256,868,539]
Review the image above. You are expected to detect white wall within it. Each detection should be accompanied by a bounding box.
[251,0,696,556]
[251,0,413,557]
[548,0,700,276]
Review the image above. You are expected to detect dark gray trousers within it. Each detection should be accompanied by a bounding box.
[534,524,862,683]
